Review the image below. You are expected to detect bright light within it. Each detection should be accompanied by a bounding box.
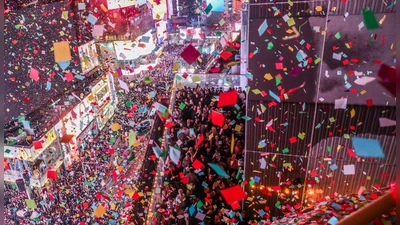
[114,30,156,60]
[179,28,203,40]
[78,40,99,74]
[235,23,242,31]
[122,63,158,76]
[149,0,167,20]
[107,0,137,10]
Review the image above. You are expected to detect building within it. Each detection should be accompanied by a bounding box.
[4,75,117,192]
[243,0,396,219]
[4,0,118,193]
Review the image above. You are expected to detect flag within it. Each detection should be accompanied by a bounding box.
[195,134,204,149]
[153,102,167,113]
[128,132,136,147]
[231,133,235,154]
[157,109,170,122]
[169,146,181,164]
[153,144,167,158]
[217,90,238,108]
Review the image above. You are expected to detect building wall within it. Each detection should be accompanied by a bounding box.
[4,77,117,187]
[244,100,396,217]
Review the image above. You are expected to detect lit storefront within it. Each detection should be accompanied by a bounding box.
[28,141,63,187]
[4,128,63,188]
[97,101,116,130]
[114,29,157,61]
[149,0,167,20]
[107,72,118,102]
[62,92,97,153]
[156,20,167,44]
[92,78,116,131]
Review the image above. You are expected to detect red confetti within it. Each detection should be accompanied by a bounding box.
[366,99,374,107]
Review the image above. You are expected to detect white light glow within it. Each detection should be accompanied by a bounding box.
[107,0,137,10]
[121,63,158,75]
[179,28,203,40]
[114,30,156,60]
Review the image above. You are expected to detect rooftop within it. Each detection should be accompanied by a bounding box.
[4,67,103,147]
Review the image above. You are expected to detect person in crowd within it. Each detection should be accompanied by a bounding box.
[155,85,247,224]
[4,44,185,225]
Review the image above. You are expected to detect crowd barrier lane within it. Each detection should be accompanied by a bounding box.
[146,75,179,224]
[102,120,155,193]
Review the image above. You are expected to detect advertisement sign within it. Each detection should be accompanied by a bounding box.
[233,0,242,11]
[107,0,136,10]
[99,42,116,58]
[136,0,147,5]
[114,30,156,60]
[179,28,203,40]
[78,40,99,74]
[206,0,224,12]
[149,0,167,20]
[156,20,167,43]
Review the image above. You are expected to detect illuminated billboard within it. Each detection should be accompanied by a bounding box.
[78,40,99,74]
[107,0,136,10]
[206,0,224,12]
[233,0,242,11]
[114,30,156,60]
[136,0,147,5]
[149,0,167,20]
[179,28,203,40]
[156,20,167,43]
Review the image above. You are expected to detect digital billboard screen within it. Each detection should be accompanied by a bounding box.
[136,0,147,5]
[206,0,224,12]
[150,0,167,20]
[107,0,136,10]
[179,28,203,40]
[114,30,156,60]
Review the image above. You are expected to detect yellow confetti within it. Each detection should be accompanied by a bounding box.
[350,109,355,118]
[283,163,292,167]
[264,73,273,80]
[283,93,289,100]
[234,124,242,132]
[286,29,294,34]
[379,15,386,24]
[100,4,108,12]
[272,154,277,161]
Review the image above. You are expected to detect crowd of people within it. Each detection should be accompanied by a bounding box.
[4,44,184,225]
[151,85,249,225]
